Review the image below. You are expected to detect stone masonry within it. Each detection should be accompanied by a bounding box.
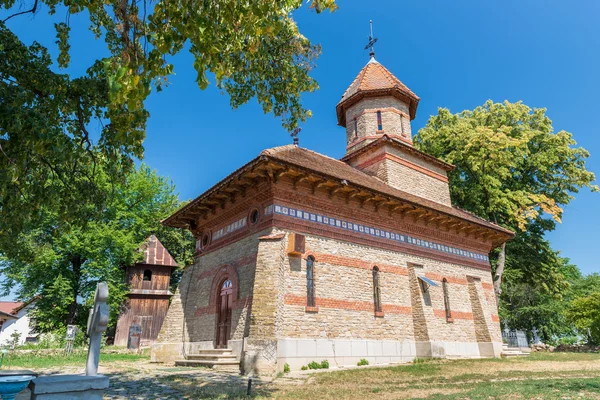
[152,55,513,376]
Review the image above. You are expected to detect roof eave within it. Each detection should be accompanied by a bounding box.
[342,135,455,172]
[162,155,269,229]
[336,88,420,126]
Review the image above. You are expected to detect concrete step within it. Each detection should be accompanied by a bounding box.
[186,354,238,361]
[174,359,240,371]
[192,348,233,355]
[501,351,529,358]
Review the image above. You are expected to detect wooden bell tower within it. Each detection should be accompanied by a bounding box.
[114,235,178,346]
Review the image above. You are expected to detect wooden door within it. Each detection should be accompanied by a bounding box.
[216,279,233,348]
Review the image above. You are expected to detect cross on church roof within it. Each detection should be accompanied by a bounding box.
[364,20,378,59]
[291,127,301,146]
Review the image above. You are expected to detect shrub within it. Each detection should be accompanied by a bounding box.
[307,361,321,370]
[357,358,369,366]
[320,360,329,369]
[283,363,290,373]
[301,365,308,371]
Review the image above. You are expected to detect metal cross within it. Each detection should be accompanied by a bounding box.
[364,20,378,59]
[291,127,301,146]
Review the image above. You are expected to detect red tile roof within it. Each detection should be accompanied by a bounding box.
[163,144,513,247]
[261,146,511,237]
[337,58,420,125]
[0,301,23,315]
[139,235,178,267]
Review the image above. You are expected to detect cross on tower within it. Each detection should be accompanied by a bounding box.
[291,127,301,146]
[364,20,378,59]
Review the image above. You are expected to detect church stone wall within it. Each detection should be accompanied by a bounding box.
[273,231,502,371]
[353,145,452,206]
[345,97,412,150]
[152,232,261,363]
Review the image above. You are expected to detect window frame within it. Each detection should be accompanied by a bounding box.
[373,266,382,314]
[143,269,153,282]
[306,256,315,308]
[442,278,453,322]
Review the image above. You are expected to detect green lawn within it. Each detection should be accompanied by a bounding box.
[0,348,149,370]
[2,350,600,399]
[256,353,600,400]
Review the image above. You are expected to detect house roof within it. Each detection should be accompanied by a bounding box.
[139,235,178,267]
[163,145,513,246]
[0,310,17,321]
[336,58,420,126]
[0,301,23,315]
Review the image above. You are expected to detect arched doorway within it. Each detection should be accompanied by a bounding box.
[216,279,233,348]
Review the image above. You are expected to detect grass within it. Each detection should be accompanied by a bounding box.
[259,352,600,399]
[1,349,599,399]
[0,348,149,370]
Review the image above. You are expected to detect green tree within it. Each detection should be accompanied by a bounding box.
[0,164,195,331]
[567,292,600,345]
[415,100,597,295]
[1,0,336,252]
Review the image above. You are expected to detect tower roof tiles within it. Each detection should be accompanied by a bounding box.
[337,58,420,126]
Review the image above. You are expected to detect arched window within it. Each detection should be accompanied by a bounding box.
[306,256,315,307]
[376,111,383,131]
[143,269,152,281]
[373,267,382,313]
[442,278,451,321]
[222,279,232,290]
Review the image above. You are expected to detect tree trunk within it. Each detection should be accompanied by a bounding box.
[66,256,82,325]
[493,242,506,296]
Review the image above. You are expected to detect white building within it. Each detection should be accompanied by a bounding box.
[0,300,37,346]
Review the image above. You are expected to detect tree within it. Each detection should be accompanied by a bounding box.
[1,0,337,252]
[415,100,597,295]
[500,232,579,341]
[567,292,600,345]
[0,164,195,332]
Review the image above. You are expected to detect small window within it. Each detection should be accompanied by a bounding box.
[306,256,315,307]
[353,118,358,139]
[222,279,232,290]
[202,233,210,248]
[442,279,452,321]
[143,269,152,281]
[376,111,383,131]
[373,267,382,313]
[249,209,260,225]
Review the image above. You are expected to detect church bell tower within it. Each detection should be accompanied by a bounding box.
[338,26,454,206]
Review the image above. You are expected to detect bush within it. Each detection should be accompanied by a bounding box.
[301,365,308,371]
[283,363,290,373]
[306,360,329,370]
[556,336,580,346]
[307,361,320,370]
[357,358,369,366]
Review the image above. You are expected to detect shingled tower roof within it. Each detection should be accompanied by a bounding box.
[336,58,420,126]
[140,235,178,267]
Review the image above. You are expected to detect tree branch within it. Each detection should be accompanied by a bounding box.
[3,0,39,23]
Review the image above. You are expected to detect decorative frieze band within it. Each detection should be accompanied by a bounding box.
[265,204,489,263]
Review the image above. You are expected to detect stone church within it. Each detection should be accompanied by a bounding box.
[152,55,514,375]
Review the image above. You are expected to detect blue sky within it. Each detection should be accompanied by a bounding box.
[2,0,599,298]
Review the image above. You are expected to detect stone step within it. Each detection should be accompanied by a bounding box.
[191,348,233,354]
[501,351,529,358]
[186,354,238,361]
[174,359,241,371]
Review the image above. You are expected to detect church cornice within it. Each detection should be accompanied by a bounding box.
[162,146,512,249]
[342,134,455,172]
